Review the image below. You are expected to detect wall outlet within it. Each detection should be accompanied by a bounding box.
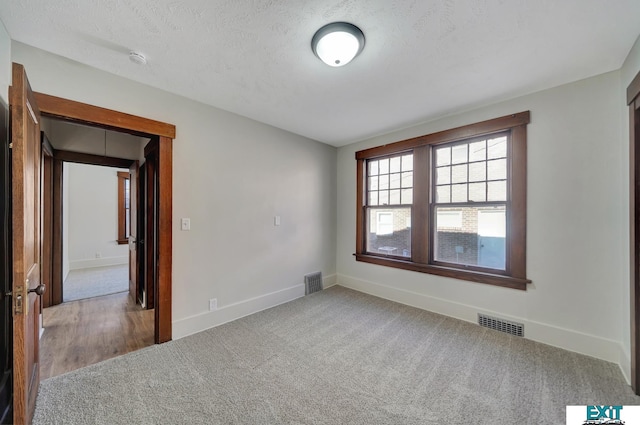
[209,298,217,311]
[95,252,101,258]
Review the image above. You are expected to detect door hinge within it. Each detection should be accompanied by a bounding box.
[8,143,12,149]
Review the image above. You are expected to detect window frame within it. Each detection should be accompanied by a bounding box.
[117,171,129,245]
[355,111,531,290]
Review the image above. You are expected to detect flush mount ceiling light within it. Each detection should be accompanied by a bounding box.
[311,22,365,67]
[129,51,147,65]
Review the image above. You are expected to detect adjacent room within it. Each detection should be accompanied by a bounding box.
[0,1,639,424]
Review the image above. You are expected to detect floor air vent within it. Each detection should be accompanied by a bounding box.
[478,314,524,337]
[304,272,323,295]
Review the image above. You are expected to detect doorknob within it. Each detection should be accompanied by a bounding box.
[28,284,46,296]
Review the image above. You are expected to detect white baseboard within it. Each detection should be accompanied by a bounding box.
[337,273,624,368]
[323,273,337,288]
[620,345,632,385]
[173,274,337,339]
[69,256,128,270]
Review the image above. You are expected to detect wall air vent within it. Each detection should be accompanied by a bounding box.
[304,272,323,295]
[478,313,524,337]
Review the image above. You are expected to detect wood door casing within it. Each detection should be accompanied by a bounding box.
[129,161,139,303]
[11,62,42,425]
[629,68,640,395]
[35,92,173,344]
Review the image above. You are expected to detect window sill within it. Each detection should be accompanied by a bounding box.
[354,253,530,290]
[117,239,128,245]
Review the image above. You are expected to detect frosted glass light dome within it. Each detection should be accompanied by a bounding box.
[312,22,365,67]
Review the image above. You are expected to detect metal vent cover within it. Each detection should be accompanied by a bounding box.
[478,313,524,337]
[304,272,323,295]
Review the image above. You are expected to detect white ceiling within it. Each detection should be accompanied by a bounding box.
[1,1,639,147]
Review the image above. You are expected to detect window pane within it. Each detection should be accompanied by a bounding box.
[402,154,413,171]
[487,181,507,201]
[469,182,486,202]
[401,189,413,204]
[368,176,379,191]
[390,173,401,189]
[469,140,486,162]
[379,158,389,174]
[379,174,389,190]
[436,167,451,185]
[451,184,467,202]
[488,136,507,159]
[401,171,413,188]
[366,207,412,258]
[451,144,468,164]
[434,206,506,270]
[379,190,389,205]
[125,208,130,237]
[369,192,378,206]
[389,189,401,204]
[390,156,401,173]
[368,160,378,176]
[451,164,467,184]
[468,162,485,182]
[487,158,506,181]
[436,186,450,203]
[436,147,451,166]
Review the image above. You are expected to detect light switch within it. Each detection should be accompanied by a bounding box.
[274,216,281,226]
[181,218,191,231]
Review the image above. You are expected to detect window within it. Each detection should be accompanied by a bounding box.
[355,112,530,290]
[117,171,130,245]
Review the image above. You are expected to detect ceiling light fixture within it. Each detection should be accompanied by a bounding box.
[129,51,147,65]
[311,22,365,67]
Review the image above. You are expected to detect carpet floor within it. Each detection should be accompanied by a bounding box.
[63,265,129,302]
[33,286,639,424]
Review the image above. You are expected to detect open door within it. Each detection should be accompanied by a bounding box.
[10,63,44,424]
[129,161,139,302]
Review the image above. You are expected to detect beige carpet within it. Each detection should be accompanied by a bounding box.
[33,286,638,424]
[63,265,128,302]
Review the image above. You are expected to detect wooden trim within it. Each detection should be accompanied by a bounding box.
[34,92,176,139]
[117,171,128,245]
[412,146,429,263]
[354,254,529,290]
[155,136,172,343]
[51,159,63,306]
[41,151,53,308]
[54,150,133,169]
[356,111,530,160]
[509,125,527,279]
[628,71,640,106]
[355,160,365,254]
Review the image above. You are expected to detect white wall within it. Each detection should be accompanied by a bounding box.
[65,163,129,270]
[62,164,70,281]
[619,33,640,382]
[0,19,9,104]
[337,70,628,377]
[11,41,337,338]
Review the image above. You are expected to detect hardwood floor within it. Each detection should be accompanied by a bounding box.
[39,292,154,380]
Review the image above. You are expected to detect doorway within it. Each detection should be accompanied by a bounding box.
[38,119,156,378]
[33,91,174,344]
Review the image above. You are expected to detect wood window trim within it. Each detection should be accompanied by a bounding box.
[355,111,531,290]
[117,171,129,245]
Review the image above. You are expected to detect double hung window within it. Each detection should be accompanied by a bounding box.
[355,112,530,289]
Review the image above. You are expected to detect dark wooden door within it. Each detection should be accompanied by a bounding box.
[0,92,13,424]
[128,161,139,302]
[10,63,43,424]
[144,149,156,310]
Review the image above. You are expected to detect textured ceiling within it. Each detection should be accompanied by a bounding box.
[1,0,639,147]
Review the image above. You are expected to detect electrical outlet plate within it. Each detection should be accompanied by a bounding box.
[209,298,217,311]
